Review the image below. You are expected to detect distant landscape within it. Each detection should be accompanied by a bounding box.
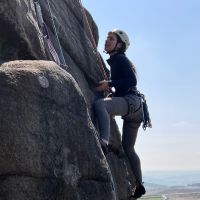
[142,170,200,199]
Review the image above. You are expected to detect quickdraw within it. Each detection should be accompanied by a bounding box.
[140,94,152,130]
[133,91,152,130]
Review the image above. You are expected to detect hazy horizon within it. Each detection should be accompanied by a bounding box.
[143,170,200,186]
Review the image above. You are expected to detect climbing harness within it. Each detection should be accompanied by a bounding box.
[122,89,152,130]
[33,0,68,69]
[78,0,108,81]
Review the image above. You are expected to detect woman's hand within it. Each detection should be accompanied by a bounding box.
[95,80,109,92]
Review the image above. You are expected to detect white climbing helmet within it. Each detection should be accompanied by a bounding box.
[112,29,130,50]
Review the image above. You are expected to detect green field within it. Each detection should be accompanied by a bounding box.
[140,195,163,200]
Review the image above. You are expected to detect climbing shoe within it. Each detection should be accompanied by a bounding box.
[132,183,146,199]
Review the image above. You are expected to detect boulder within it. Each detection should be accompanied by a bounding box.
[0,61,115,200]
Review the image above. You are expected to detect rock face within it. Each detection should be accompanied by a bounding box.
[0,1,136,200]
[0,61,116,199]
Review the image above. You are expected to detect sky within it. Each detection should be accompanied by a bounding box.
[82,0,200,171]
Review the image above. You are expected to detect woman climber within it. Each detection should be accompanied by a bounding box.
[94,29,148,199]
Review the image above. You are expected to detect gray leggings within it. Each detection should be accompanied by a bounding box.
[94,96,143,183]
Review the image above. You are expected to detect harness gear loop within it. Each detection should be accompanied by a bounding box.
[78,0,108,81]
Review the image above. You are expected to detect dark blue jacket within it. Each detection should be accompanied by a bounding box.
[107,52,137,97]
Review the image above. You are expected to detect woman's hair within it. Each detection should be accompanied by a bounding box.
[131,62,137,74]
[115,33,137,73]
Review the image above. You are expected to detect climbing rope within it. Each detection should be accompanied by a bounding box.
[34,0,68,69]
[78,0,108,81]
[46,0,68,69]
